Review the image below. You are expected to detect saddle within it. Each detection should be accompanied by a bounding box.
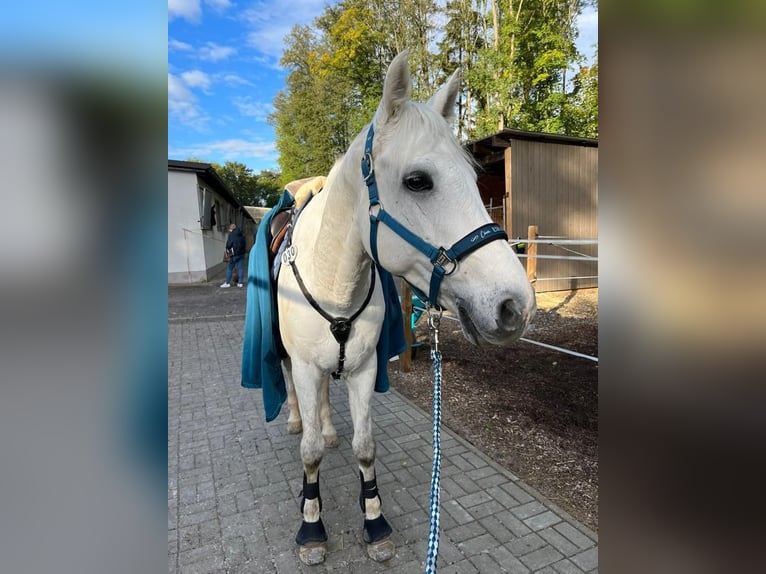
[269,208,292,257]
[268,175,326,260]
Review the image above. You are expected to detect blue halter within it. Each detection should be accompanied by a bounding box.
[361,123,508,307]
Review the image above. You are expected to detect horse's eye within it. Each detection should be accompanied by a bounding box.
[403,172,433,192]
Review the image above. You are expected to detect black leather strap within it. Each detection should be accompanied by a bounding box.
[300,472,322,513]
[291,260,376,327]
[359,470,381,512]
[289,253,376,381]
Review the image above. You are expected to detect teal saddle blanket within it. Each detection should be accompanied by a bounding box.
[240,190,406,422]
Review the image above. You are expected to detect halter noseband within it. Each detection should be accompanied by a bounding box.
[361,123,508,307]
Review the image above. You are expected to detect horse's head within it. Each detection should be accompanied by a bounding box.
[354,50,536,345]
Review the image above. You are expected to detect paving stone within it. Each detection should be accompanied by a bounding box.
[492,546,532,573]
[437,559,479,573]
[469,551,504,572]
[457,533,496,557]
[511,500,547,520]
[457,490,494,509]
[467,499,505,520]
[507,532,547,557]
[539,527,580,557]
[571,547,598,571]
[524,510,562,531]
[168,302,598,573]
[552,558,587,574]
[554,522,596,550]
[520,545,564,570]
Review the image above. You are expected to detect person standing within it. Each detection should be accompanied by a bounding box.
[220,223,246,288]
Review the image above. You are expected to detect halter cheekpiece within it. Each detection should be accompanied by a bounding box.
[361,122,508,307]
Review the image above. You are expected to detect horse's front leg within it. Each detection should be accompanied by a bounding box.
[291,360,329,565]
[285,365,337,448]
[319,374,338,447]
[282,359,302,435]
[346,359,395,562]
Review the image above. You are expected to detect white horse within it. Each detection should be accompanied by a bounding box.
[276,50,536,565]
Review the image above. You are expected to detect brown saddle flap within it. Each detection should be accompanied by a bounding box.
[269,209,292,257]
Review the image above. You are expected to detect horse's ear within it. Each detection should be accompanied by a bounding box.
[428,68,461,120]
[377,50,411,125]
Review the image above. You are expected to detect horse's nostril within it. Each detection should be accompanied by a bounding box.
[498,299,520,331]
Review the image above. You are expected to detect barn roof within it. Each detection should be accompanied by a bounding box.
[243,206,271,223]
[465,129,598,173]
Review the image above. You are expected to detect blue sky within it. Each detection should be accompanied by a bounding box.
[168,0,598,173]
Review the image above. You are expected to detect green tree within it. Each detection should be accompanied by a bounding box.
[271,0,598,174]
[255,170,283,207]
[212,161,258,206]
[444,0,595,139]
[437,0,484,138]
[563,55,598,137]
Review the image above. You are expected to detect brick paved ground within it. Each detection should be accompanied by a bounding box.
[168,283,598,573]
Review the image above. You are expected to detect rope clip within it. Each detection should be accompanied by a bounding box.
[426,305,443,353]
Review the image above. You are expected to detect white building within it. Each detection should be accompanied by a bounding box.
[168,160,257,284]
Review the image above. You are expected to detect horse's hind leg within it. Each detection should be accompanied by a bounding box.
[346,364,395,562]
[319,375,338,448]
[283,359,302,434]
[291,361,329,565]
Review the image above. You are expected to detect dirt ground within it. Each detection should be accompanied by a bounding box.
[390,288,598,531]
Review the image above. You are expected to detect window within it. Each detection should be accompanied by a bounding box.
[200,188,213,229]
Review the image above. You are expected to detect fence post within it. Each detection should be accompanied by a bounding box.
[526,225,538,283]
[399,282,413,373]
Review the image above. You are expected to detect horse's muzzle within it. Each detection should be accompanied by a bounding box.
[496,297,535,337]
[456,293,536,346]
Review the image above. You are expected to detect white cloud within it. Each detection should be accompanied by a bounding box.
[181,70,212,92]
[242,0,328,62]
[199,41,236,62]
[233,97,274,120]
[169,0,232,23]
[168,73,208,130]
[169,37,193,52]
[205,0,233,11]
[169,138,277,162]
[168,0,201,22]
[221,73,254,87]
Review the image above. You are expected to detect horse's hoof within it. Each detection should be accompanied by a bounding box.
[323,433,338,448]
[366,537,395,562]
[287,420,303,434]
[298,542,326,565]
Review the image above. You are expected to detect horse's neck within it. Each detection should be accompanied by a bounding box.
[303,163,371,313]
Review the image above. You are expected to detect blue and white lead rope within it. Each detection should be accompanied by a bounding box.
[424,308,443,574]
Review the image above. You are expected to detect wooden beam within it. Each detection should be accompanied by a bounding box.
[504,146,512,238]
[399,283,413,373]
[526,225,539,283]
[477,151,505,166]
[491,135,511,148]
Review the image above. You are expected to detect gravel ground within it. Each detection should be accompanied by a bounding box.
[390,288,599,531]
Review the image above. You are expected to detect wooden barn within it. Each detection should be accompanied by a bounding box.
[466,129,598,293]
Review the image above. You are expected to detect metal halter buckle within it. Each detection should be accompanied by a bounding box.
[362,152,375,183]
[368,202,383,219]
[433,248,458,275]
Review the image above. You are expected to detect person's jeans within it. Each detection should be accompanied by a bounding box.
[225,254,245,284]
